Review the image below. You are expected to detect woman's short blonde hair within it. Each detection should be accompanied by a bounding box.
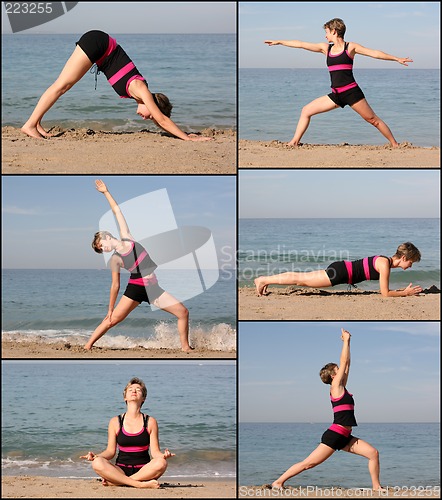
[91,231,114,254]
[123,377,148,406]
[319,363,338,385]
[323,18,346,38]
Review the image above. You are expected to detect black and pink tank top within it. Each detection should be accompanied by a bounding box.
[327,42,357,94]
[97,35,146,99]
[116,413,151,467]
[114,239,158,286]
[331,388,357,427]
[344,255,391,285]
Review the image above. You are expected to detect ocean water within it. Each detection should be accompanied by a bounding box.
[239,422,440,488]
[1,361,236,479]
[2,269,236,351]
[238,218,440,290]
[239,68,440,147]
[2,33,236,132]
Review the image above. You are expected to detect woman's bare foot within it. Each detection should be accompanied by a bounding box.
[182,346,195,353]
[36,123,55,137]
[390,141,399,148]
[254,277,268,296]
[372,485,388,493]
[21,123,45,139]
[271,481,285,490]
[137,479,160,489]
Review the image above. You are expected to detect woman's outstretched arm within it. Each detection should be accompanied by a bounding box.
[350,43,413,66]
[332,329,351,388]
[95,179,132,240]
[265,40,328,54]
[129,81,211,142]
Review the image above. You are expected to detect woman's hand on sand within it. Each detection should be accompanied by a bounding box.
[397,57,413,66]
[163,449,176,460]
[264,40,280,46]
[187,134,212,142]
[95,179,108,193]
[403,283,423,296]
[341,328,351,341]
[80,451,96,461]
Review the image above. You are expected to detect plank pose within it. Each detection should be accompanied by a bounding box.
[86,180,192,352]
[81,377,174,488]
[272,329,385,492]
[22,30,211,142]
[265,18,413,147]
[254,242,422,297]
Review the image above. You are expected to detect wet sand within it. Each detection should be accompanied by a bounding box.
[239,140,440,168]
[1,340,236,359]
[1,127,236,174]
[239,286,440,320]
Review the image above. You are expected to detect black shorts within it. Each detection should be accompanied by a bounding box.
[117,463,149,477]
[76,30,109,64]
[321,429,354,451]
[123,283,165,304]
[328,85,365,108]
[325,261,348,286]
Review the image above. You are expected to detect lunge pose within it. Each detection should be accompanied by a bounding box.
[254,242,422,297]
[86,179,192,352]
[22,30,211,142]
[81,377,174,488]
[265,18,413,147]
[272,329,385,491]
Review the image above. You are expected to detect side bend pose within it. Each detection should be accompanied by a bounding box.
[22,30,211,142]
[265,18,413,147]
[272,329,385,491]
[254,242,422,297]
[86,179,192,352]
[81,377,174,489]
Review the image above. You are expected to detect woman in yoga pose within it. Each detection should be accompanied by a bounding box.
[265,18,413,147]
[22,30,211,142]
[254,242,422,297]
[272,329,385,492]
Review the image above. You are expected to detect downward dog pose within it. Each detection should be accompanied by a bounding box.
[86,179,192,352]
[265,18,413,147]
[272,329,385,492]
[22,30,211,142]
[81,377,174,489]
[254,242,422,297]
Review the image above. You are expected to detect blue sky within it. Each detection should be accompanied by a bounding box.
[240,2,440,69]
[239,322,440,423]
[2,176,236,269]
[239,170,440,218]
[1,2,236,34]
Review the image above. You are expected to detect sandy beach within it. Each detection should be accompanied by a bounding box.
[1,127,236,174]
[239,140,440,168]
[239,485,440,498]
[2,476,236,498]
[1,341,236,359]
[239,286,440,320]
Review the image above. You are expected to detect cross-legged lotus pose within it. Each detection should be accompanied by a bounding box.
[254,242,422,297]
[86,179,192,352]
[22,30,211,142]
[81,377,174,489]
[272,329,385,492]
[265,18,413,147]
